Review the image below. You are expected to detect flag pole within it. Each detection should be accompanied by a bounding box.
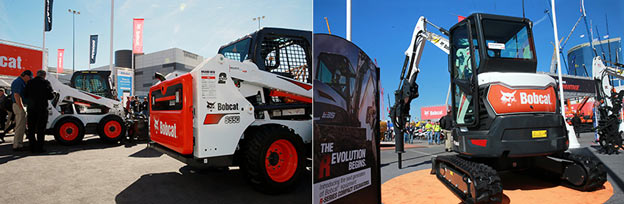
[42,0,46,73]
[109,0,114,74]
[552,0,580,148]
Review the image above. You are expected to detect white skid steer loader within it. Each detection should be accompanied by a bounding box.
[148,28,312,194]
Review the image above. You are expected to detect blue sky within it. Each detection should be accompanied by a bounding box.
[314,0,624,121]
[0,0,311,70]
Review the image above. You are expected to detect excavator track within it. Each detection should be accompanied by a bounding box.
[432,155,502,204]
[558,153,607,191]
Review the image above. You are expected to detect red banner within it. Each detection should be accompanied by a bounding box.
[458,16,466,22]
[133,18,144,54]
[0,43,42,77]
[57,49,64,74]
[421,105,448,120]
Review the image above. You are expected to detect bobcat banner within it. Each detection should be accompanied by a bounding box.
[313,34,381,204]
[89,35,98,64]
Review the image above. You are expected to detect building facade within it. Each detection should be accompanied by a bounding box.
[567,37,622,79]
[133,48,204,96]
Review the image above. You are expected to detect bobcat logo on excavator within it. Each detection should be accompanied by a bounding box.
[500,90,516,107]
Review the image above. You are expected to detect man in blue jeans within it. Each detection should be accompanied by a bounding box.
[425,120,433,144]
[403,122,409,144]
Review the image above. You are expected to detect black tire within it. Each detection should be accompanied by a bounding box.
[97,115,126,143]
[53,117,85,145]
[241,125,305,194]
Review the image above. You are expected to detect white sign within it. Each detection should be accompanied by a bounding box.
[487,42,506,50]
[314,168,371,204]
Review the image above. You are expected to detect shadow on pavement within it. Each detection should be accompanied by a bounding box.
[380,150,445,169]
[115,166,312,204]
[0,135,122,165]
[128,147,163,158]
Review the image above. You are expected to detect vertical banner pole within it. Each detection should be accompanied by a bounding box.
[552,0,581,148]
[346,0,351,41]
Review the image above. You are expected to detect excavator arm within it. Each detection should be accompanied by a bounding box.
[390,16,449,151]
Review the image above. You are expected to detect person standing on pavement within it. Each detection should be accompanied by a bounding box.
[425,120,433,145]
[23,70,54,153]
[125,96,133,117]
[0,88,7,143]
[11,70,32,151]
[141,97,149,117]
[434,122,441,144]
[571,113,582,138]
[440,109,454,151]
[405,122,414,144]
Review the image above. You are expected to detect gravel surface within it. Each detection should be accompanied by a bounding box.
[380,132,624,203]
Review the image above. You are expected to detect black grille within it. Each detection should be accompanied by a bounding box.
[260,35,310,83]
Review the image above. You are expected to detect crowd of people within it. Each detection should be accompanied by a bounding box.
[0,70,55,154]
[124,96,149,118]
[383,109,455,151]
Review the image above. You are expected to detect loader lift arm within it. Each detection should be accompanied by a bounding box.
[390,16,450,150]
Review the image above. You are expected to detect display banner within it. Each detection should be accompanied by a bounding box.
[313,34,381,204]
[117,68,133,101]
[89,35,98,64]
[0,42,42,76]
[57,49,64,73]
[420,105,448,120]
[44,0,53,31]
[547,74,596,98]
[132,18,144,54]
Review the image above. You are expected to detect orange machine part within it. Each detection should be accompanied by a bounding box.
[487,84,557,115]
[149,73,194,155]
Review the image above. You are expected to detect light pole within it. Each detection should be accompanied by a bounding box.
[252,16,265,30]
[68,9,80,74]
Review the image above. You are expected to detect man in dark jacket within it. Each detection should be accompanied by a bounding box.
[23,70,54,153]
[0,88,7,143]
[440,109,454,152]
[572,113,582,138]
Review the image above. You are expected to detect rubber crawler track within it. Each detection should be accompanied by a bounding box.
[560,153,608,191]
[434,155,503,204]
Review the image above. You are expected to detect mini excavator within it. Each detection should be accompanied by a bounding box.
[390,13,607,203]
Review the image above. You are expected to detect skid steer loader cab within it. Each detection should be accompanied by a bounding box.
[218,28,312,83]
[70,71,115,100]
[448,13,566,158]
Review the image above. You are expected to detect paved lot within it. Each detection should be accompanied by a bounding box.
[380,133,624,203]
[0,134,311,204]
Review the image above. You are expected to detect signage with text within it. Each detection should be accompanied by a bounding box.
[0,42,43,76]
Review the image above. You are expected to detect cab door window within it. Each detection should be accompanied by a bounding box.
[451,23,476,125]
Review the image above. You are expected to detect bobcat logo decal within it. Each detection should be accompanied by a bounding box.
[153,119,159,131]
[500,90,516,107]
[207,101,215,109]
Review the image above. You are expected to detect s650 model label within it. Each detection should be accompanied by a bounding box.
[224,115,240,124]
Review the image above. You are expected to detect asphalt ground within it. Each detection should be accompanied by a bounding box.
[380,132,624,203]
[0,134,311,204]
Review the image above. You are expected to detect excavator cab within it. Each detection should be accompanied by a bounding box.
[449,14,538,127]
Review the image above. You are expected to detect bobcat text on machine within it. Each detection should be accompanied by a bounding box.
[148,28,312,194]
[390,13,607,203]
[46,71,126,145]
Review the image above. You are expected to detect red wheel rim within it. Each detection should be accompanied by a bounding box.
[104,120,122,139]
[60,122,79,141]
[265,139,298,183]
